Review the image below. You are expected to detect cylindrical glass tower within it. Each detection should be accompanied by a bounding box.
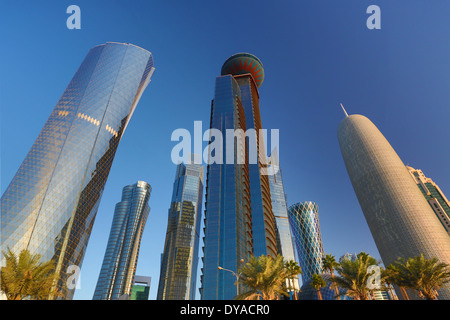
[288,201,324,283]
[1,42,154,299]
[93,181,151,300]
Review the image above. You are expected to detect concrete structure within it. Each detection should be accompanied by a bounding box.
[337,113,450,299]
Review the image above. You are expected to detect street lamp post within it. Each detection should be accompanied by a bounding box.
[218,259,244,296]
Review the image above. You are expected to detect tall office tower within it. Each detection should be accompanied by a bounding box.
[157,160,204,300]
[268,152,298,291]
[0,42,154,299]
[131,276,151,300]
[288,202,324,283]
[201,53,277,300]
[93,181,151,300]
[221,54,278,259]
[407,166,450,235]
[337,113,450,299]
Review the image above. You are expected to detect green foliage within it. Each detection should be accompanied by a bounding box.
[322,253,339,277]
[236,255,289,300]
[329,252,379,300]
[387,254,450,300]
[0,248,60,300]
[310,273,326,300]
[284,259,302,300]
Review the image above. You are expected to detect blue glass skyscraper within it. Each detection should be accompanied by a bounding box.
[157,159,204,300]
[201,53,278,300]
[93,181,151,300]
[1,42,154,299]
[288,201,324,283]
[268,152,298,291]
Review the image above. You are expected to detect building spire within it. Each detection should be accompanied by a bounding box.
[340,103,349,117]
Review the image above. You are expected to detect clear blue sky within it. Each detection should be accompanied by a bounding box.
[1,1,449,300]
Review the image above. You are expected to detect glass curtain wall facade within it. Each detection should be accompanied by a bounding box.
[130,275,151,300]
[407,166,450,235]
[288,202,324,283]
[0,42,154,299]
[337,114,450,299]
[221,54,277,258]
[157,160,204,300]
[201,53,278,300]
[201,74,252,300]
[268,152,298,291]
[93,181,151,300]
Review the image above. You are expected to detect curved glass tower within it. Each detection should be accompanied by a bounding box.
[288,201,324,283]
[157,160,204,300]
[0,42,154,299]
[337,113,450,299]
[93,181,151,300]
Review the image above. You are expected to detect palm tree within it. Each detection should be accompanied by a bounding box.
[329,252,378,300]
[310,274,326,300]
[284,259,302,300]
[388,254,450,300]
[236,254,289,300]
[1,248,59,300]
[380,266,399,300]
[322,253,340,298]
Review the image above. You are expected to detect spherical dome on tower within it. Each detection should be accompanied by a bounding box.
[221,53,264,87]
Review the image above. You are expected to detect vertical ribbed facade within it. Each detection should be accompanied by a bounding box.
[337,114,450,299]
[201,53,278,300]
[93,181,151,300]
[0,43,154,300]
[288,202,324,283]
[234,74,278,258]
[157,161,204,300]
[201,75,253,300]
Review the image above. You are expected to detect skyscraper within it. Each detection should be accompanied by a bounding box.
[288,201,324,283]
[337,113,450,299]
[93,181,151,300]
[268,152,298,291]
[407,166,450,235]
[221,54,277,259]
[201,53,278,300]
[157,159,204,300]
[0,42,154,299]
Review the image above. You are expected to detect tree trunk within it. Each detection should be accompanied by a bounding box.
[317,289,323,300]
[400,287,410,300]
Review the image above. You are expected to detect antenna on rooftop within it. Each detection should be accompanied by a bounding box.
[340,103,349,117]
